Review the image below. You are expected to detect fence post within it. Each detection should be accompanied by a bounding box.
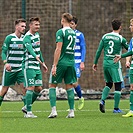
[69,0,72,14]
[22,0,26,19]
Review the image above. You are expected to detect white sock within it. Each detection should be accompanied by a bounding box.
[52,106,56,112]
[27,111,32,114]
[130,110,133,113]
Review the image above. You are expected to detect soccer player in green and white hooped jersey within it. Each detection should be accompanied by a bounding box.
[22,17,48,118]
[48,13,77,118]
[0,19,26,107]
[92,19,129,113]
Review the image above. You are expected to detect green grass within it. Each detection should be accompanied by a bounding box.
[0,99,133,133]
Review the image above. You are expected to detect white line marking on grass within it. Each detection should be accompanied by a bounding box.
[1,109,129,113]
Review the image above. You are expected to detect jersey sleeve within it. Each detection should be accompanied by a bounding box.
[79,33,86,62]
[121,50,133,58]
[1,35,10,61]
[23,36,37,58]
[40,51,44,62]
[122,37,128,50]
[93,39,104,64]
[56,29,63,43]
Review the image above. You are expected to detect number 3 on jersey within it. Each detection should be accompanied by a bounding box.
[108,40,114,54]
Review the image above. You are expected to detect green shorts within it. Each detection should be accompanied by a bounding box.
[2,69,24,86]
[49,65,77,84]
[103,67,123,83]
[129,69,133,84]
[24,68,42,87]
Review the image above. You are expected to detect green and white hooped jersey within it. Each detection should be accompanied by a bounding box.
[1,33,24,72]
[56,27,76,66]
[23,31,41,70]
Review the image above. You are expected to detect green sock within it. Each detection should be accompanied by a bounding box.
[22,95,26,106]
[114,91,121,109]
[49,88,56,107]
[0,96,4,106]
[101,86,110,100]
[32,91,40,104]
[130,90,133,111]
[26,90,33,112]
[67,88,74,110]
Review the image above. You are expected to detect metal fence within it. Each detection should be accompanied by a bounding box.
[0,0,132,93]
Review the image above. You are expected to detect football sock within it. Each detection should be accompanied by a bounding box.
[74,85,82,98]
[101,86,110,100]
[22,95,26,106]
[32,91,40,104]
[49,88,56,107]
[114,91,121,109]
[67,88,74,110]
[130,90,133,111]
[26,90,33,112]
[0,96,3,106]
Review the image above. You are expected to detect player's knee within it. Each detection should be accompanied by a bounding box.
[106,82,113,89]
[114,82,122,91]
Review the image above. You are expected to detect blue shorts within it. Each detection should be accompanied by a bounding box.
[75,65,81,78]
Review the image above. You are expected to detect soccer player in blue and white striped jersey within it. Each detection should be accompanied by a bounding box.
[70,16,86,110]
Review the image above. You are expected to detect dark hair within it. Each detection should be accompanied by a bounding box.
[72,16,78,24]
[29,17,40,23]
[111,19,121,30]
[62,13,73,23]
[14,18,26,26]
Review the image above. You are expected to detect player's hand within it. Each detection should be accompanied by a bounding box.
[80,62,85,71]
[5,63,11,71]
[92,64,97,71]
[52,65,56,76]
[42,63,48,73]
[114,55,121,63]
[36,56,42,64]
[125,61,130,68]
[36,56,48,72]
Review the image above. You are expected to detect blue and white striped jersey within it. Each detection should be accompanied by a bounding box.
[74,29,86,66]
[128,38,133,51]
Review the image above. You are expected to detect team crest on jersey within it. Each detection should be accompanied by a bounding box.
[3,43,7,47]
[57,36,60,39]
[54,81,57,83]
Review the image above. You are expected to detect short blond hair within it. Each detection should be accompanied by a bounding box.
[130,18,133,23]
[62,13,73,23]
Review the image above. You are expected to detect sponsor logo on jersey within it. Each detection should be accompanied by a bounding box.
[12,43,23,49]
[18,44,23,48]
[35,79,42,84]
[32,41,40,46]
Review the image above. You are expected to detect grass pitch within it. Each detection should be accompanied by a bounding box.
[0,99,133,133]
